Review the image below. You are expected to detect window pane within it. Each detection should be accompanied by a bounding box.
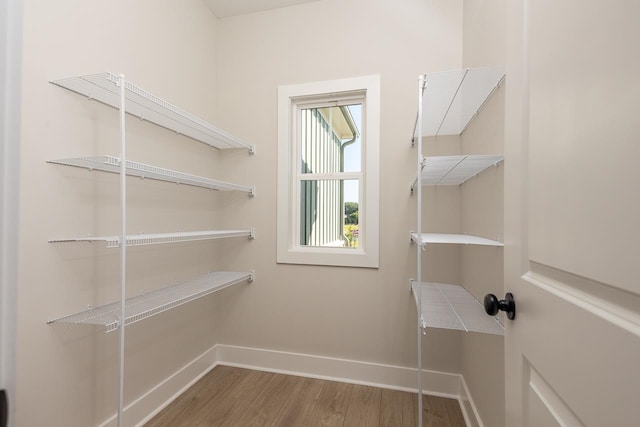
[342,104,362,173]
[343,179,360,248]
[300,179,359,248]
[300,104,361,174]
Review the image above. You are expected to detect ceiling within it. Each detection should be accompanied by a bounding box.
[203,0,321,18]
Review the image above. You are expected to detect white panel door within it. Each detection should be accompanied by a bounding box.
[504,1,640,426]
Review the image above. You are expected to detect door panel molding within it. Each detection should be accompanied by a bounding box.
[523,262,640,337]
[524,358,585,427]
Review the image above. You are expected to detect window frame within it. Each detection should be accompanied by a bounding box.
[277,75,380,268]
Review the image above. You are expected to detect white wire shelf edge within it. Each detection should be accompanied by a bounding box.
[419,154,504,186]
[414,67,505,138]
[49,229,255,248]
[411,281,504,335]
[47,155,255,195]
[50,73,254,151]
[411,232,503,247]
[47,271,253,333]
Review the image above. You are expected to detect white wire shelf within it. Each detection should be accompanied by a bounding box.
[411,281,503,335]
[51,73,254,152]
[411,232,503,247]
[49,229,255,248]
[47,271,253,333]
[414,154,503,188]
[413,67,505,138]
[48,155,255,196]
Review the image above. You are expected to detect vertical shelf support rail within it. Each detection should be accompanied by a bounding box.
[117,73,126,427]
[416,74,426,427]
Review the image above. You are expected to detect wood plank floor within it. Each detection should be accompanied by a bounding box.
[145,366,465,427]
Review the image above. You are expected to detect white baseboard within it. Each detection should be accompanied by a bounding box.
[97,346,219,427]
[99,343,485,427]
[215,344,461,398]
[458,375,484,427]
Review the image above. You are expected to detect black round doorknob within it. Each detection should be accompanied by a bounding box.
[484,292,516,320]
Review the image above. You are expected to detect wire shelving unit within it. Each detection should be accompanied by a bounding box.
[412,154,503,189]
[412,67,505,139]
[410,281,503,335]
[49,229,255,248]
[51,72,255,152]
[48,271,253,333]
[410,232,503,248]
[411,67,505,426]
[49,72,256,427]
[48,155,255,195]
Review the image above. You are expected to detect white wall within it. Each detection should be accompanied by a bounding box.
[213,0,465,374]
[461,1,507,427]
[16,0,247,425]
[459,88,506,427]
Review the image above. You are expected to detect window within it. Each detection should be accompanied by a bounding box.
[277,75,380,267]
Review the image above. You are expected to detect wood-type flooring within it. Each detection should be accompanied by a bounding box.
[145,365,465,427]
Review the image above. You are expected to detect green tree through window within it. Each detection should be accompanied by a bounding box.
[345,202,358,225]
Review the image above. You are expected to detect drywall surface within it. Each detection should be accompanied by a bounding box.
[213,0,464,375]
[463,0,506,68]
[16,0,246,425]
[460,1,507,427]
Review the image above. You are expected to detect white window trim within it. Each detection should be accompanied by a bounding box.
[277,75,380,268]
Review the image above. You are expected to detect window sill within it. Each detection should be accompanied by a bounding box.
[277,245,379,268]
